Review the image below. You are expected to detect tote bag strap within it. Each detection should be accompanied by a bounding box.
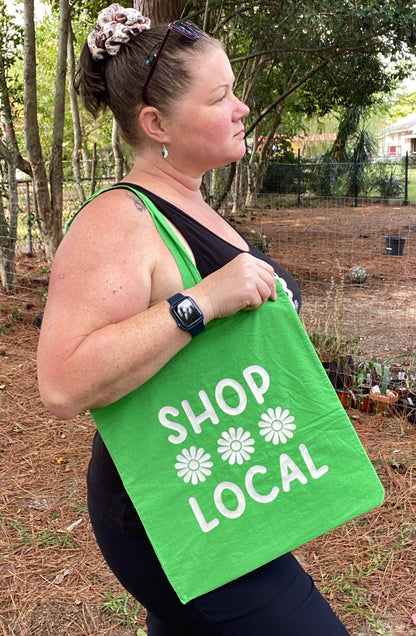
[67,184,201,290]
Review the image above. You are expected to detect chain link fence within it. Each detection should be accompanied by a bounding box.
[263,154,416,204]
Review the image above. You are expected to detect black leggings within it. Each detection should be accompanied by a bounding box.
[89,505,350,636]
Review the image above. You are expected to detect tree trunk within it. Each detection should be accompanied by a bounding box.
[213,163,236,213]
[245,106,283,208]
[49,0,70,247]
[112,119,124,183]
[135,0,181,24]
[23,0,57,263]
[90,143,97,196]
[245,126,262,209]
[0,166,18,292]
[67,21,85,204]
[0,50,32,177]
[0,46,20,290]
[231,160,247,216]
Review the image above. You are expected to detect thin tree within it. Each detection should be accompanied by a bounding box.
[24,0,70,262]
[67,21,86,204]
[135,0,181,24]
[112,120,124,183]
[0,3,30,291]
[49,0,70,234]
[24,0,56,261]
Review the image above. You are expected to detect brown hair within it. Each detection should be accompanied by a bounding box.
[75,24,219,149]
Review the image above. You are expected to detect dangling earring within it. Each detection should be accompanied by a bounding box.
[162,144,168,159]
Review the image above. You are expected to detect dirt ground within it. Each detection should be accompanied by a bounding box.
[239,198,416,359]
[1,201,416,635]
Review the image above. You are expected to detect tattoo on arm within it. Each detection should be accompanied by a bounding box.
[126,190,147,214]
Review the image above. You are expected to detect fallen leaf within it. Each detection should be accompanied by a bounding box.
[53,567,72,585]
[65,518,83,532]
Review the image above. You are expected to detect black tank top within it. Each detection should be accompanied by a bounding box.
[87,184,301,534]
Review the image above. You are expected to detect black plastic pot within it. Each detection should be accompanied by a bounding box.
[393,391,416,424]
[386,236,406,256]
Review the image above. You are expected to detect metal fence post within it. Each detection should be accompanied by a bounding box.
[404,151,409,206]
[25,181,33,256]
[297,149,301,205]
[353,149,358,207]
[91,143,97,196]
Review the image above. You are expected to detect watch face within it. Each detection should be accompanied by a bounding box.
[175,298,201,328]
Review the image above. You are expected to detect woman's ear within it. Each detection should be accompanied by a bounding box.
[139,107,169,144]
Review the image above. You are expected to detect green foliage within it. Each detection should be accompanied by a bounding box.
[0,0,24,114]
[38,529,74,548]
[9,517,75,550]
[327,107,378,196]
[100,589,142,627]
[49,0,110,20]
[249,229,271,253]
[0,0,24,68]
[203,1,416,130]
[299,53,395,119]
[309,154,339,197]
[263,161,299,194]
[309,332,361,366]
[369,165,404,199]
[4,5,114,168]
[0,303,23,333]
[331,107,378,163]
[387,89,416,121]
[356,358,393,394]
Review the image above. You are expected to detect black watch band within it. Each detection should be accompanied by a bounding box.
[167,293,205,337]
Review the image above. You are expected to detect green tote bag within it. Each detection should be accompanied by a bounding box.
[83,186,384,604]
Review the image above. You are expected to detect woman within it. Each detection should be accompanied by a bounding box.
[37,5,349,634]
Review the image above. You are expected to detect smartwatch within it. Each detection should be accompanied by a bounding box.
[167,293,205,337]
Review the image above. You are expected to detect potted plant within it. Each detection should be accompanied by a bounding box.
[386,353,416,421]
[354,358,398,414]
[367,360,398,414]
[351,376,373,413]
[306,276,361,409]
[309,332,360,407]
[352,359,376,412]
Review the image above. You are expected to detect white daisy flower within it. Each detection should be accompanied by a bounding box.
[175,446,213,485]
[258,406,296,445]
[217,426,255,465]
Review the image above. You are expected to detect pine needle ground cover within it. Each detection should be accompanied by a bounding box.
[1,201,416,635]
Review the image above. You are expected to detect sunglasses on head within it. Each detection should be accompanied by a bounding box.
[142,20,201,106]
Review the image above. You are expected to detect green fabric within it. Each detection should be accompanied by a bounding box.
[79,186,384,604]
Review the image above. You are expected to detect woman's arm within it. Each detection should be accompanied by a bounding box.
[37,190,276,419]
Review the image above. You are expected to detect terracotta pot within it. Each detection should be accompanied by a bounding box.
[369,389,398,414]
[336,390,351,408]
[356,395,373,413]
